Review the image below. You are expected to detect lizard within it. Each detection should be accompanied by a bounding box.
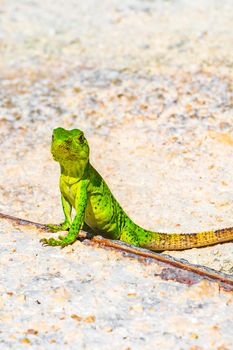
[40,127,233,250]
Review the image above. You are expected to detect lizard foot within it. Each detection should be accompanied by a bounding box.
[46,222,70,233]
[40,237,75,247]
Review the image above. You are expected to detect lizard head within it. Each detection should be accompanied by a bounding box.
[51,128,90,164]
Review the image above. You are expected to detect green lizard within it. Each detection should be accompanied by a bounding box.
[40,127,233,250]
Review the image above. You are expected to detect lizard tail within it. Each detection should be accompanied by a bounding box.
[140,227,233,251]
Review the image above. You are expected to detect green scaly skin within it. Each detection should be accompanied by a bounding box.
[40,128,233,250]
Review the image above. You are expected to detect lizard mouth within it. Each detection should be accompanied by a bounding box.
[51,144,88,162]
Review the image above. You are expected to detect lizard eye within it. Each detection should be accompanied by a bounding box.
[78,134,84,143]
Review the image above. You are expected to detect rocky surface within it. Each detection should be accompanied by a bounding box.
[0,0,233,349]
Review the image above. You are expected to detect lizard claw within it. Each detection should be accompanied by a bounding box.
[40,237,60,246]
[40,238,50,246]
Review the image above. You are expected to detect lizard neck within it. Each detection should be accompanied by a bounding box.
[59,159,89,180]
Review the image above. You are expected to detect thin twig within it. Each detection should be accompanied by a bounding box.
[0,212,232,290]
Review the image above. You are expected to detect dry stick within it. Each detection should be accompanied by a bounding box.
[0,212,232,288]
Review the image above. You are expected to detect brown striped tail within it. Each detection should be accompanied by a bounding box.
[141,227,233,251]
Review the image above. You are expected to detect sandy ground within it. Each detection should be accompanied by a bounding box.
[0,0,233,349]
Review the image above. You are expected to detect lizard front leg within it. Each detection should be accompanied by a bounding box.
[46,195,72,232]
[41,181,88,247]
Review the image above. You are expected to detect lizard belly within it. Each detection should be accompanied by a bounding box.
[84,195,118,238]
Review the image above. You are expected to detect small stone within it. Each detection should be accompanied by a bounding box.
[129,304,144,312]
[20,338,31,344]
[103,326,113,332]
[71,314,82,322]
[84,315,96,323]
[26,329,38,336]
[190,333,199,339]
